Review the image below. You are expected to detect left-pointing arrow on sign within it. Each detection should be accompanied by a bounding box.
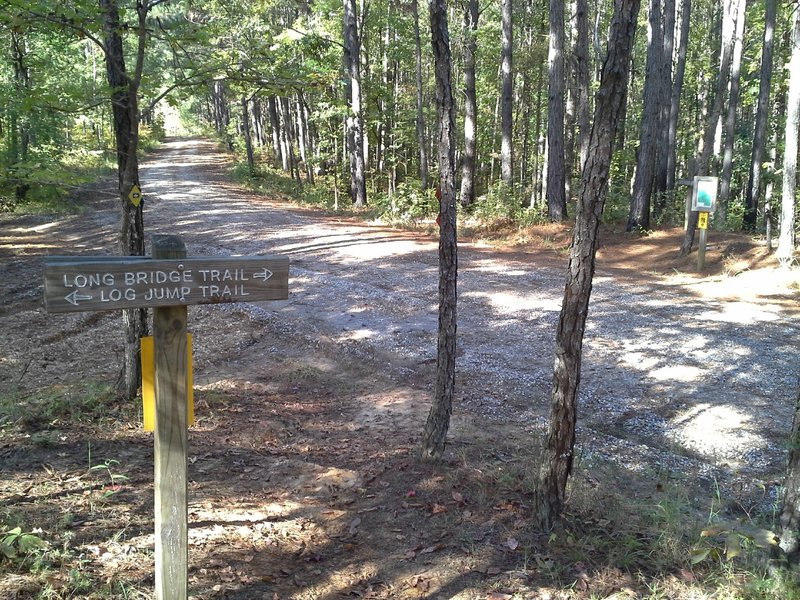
[65,290,93,306]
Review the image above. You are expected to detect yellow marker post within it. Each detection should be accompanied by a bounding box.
[141,334,194,431]
[698,212,709,229]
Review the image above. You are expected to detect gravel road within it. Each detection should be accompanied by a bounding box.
[4,137,798,516]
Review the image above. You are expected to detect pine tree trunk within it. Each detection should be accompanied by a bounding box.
[776,7,800,263]
[574,0,591,173]
[500,0,513,186]
[420,0,458,462]
[536,0,640,529]
[780,386,800,562]
[626,0,663,232]
[268,96,283,167]
[680,0,738,255]
[546,0,568,220]
[460,0,478,207]
[666,0,691,192]
[652,0,676,215]
[743,0,776,231]
[718,0,745,227]
[412,0,429,189]
[344,0,367,207]
[100,0,147,401]
[241,96,255,175]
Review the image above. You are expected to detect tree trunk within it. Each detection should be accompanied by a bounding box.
[500,0,513,186]
[780,385,800,562]
[267,96,284,168]
[536,0,640,529]
[743,0,776,231]
[344,0,367,207]
[100,0,148,401]
[574,0,591,173]
[680,0,738,255]
[420,0,458,461]
[652,0,675,216]
[546,0,568,220]
[626,0,662,232]
[666,0,691,192]
[776,7,800,263]
[717,0,745,227]
[241,96,255,175]
[411,0,429,189]
[460,0,478,207]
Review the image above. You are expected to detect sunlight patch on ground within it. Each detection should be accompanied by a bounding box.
[649,364,703,382]
[700,301,781,324]
[462,290,560,315]
[671,403,759,463]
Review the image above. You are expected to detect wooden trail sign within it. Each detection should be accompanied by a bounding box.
[43,255,288,313]
[42,235,289,600]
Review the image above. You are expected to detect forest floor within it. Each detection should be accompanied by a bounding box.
[1,137,799,600]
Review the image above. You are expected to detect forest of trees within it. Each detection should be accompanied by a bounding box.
[1,0,799,258]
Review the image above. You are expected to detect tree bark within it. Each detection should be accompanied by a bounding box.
[241,96,255,175]
[666,0,691,192]
[546,0,568,220]
[574,0,591,173]
[776,7,800,263]
[500,0,513,186]
[626,0,662,232]
[717,0,745,227]
[100,0,148,401]
[420,0,457,461]
[411,0,429,189]
[780,384,800,562]
[536,0,640,529]
[652,0,675,215]
[460,0,478,207]
[743,0,776,231]
[267,96,284,168]
[344,0,367,207]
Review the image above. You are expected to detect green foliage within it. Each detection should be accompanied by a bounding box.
[0,526,47,562]
[372,181,437,224]
[0,382,119,431]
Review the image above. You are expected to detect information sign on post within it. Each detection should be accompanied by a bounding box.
[42,237,289,600]
[691,176,718,213]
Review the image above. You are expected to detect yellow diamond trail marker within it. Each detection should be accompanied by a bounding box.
[129,184,142,207]
[42,236,289,600]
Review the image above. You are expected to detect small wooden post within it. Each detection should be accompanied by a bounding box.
[152,235,189,600]
[697,226,707,271]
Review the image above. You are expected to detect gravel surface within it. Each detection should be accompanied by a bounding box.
[3,137,798,516]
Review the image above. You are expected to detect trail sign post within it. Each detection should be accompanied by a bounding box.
[43,236,289,600]
[691,176,718,271]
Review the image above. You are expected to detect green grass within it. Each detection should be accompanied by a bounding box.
[0,381,125,431]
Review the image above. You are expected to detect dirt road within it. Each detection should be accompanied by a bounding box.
[1,137,799,598]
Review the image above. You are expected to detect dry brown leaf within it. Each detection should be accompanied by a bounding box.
[486,593,512,600]
[452,491,465,503]
[431,503,448,514]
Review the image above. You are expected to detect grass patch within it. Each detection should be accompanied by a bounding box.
[0,381,128,431]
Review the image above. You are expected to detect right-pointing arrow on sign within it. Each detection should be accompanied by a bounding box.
[65,290,93,306]
[253,269,273,281]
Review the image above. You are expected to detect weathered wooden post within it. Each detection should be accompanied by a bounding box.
[43,243,289,600]
[152,235,189,600]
